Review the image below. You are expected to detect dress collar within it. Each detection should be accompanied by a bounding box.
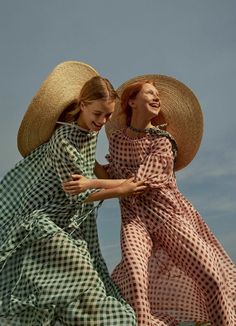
[56,121,98,136]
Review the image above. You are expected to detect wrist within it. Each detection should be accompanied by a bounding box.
[89,178,101,189]
[117,184,125,196]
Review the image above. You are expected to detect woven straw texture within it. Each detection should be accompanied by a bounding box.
[105,75,203,170]
[17,61,98,157]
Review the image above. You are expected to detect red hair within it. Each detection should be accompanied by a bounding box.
[120,79,154,126]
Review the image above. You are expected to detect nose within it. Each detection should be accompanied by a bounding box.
[97,116,107,125]
[156,94,161,104]
[153,93,159,101]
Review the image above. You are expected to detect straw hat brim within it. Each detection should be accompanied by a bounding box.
[17,61,99,157]
[105,74,203,171]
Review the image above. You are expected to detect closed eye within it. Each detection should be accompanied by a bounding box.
[147,90,159,97]
[93,111,103,116]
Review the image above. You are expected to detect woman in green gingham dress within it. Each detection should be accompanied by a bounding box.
[0,62,143,325]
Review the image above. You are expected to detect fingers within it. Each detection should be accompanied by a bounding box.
[133,185,147,194]
[135,180,147,186]
[63,186,82,195]
[62,181,83,194]
[71,174,83,180]
[127,177,135,182]
[63,181,79,190]
[63,175,83,187]
[63,182,80,189]
[63,174,86,195]
[126,177,147,185]
[136,185,147,191]
[63,186,77,193]
[64,190,78,195]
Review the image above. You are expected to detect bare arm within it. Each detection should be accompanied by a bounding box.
[63,161,147,198]
[94,160,126,187]
[84,178,146,203]
[63,160,127,194]
[63,174,133,194]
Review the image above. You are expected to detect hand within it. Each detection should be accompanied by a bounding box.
[118,177,147,197]
[63,174,91,195]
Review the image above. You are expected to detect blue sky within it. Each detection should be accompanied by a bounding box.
[0,0,235,271]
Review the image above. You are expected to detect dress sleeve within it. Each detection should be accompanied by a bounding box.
[48,129,93,203]
[104,131,124,179]
[135,137,175,188]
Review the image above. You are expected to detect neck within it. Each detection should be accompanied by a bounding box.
[129,125,149,133]
[125,118,152,138]
[130,116,152,130]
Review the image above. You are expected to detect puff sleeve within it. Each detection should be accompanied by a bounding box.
[48,129,93,203]
[135,136,176,188]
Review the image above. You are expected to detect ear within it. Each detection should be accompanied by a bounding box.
[128,99,135,108]
[80,101,85,111]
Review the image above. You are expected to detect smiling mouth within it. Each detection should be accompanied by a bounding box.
[150,103,160,108]
[93,122,103,128]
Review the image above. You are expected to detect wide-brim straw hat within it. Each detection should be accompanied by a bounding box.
[105,74,203,171]
[17,61,98,157]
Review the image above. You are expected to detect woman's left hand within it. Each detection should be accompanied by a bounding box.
[63,174,92,195]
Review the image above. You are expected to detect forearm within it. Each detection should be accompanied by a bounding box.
[89,178,126,189]
[84,187,123,203]
[82,177,147,202]
[93,161,126,188]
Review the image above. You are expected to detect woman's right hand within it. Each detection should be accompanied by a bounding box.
[118,177,147,197]
[63,174,92,195]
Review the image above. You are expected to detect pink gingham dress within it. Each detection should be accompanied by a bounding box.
[106,128,236,326]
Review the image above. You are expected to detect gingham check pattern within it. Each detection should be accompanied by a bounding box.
[0,123,136,325]
[107,129,236,326]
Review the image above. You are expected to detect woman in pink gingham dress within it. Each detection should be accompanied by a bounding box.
[105,77,236,326]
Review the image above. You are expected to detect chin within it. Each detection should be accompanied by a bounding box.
[91,124,102,131]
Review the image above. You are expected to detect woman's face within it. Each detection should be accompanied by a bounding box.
[77,99,115,131]
[129,83,161,120]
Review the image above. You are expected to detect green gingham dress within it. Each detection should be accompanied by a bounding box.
[0,123,136,326]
